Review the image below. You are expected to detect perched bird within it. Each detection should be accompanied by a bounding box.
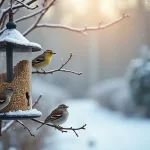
[32,50,56,72]
[36,104,69,130]
[0,88,16,110]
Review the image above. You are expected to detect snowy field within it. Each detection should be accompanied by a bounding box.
[43,99,150,150]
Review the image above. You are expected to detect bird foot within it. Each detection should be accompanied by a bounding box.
[54,125,63,131]
[36,69,40,75]
[41,69,46,75]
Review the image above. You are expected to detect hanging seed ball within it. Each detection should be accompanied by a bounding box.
[0,60,31,113]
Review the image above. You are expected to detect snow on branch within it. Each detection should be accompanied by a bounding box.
[36,13,130,35]
[14,0,38,10]
[15,4,51,23]
[0,0,129,36]
[23,0,56,36]
[32,53,82,75]
[1,120,15,134]
[0,0,37,26]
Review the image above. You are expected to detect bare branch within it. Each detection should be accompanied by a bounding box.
[14,95,42,137]
[16,120,35,137]
[1,120,15,133]
[13,0,37,9]
[0,0,37,26]
[23,0,56,36]
[32,119,86,137]
[0,14,7,30]
[32,53,82,75]
[60,124,86,137]
[32,119,67,132]
[0,0,5,8]
[14,0,38,10]
[32,95,42,108]
[35,14,130,35]
[15,3,54,23]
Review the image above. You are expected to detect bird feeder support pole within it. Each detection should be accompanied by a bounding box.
[6,45,13,82]
[5,8,16,83]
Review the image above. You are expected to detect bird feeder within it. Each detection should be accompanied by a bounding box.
[0,10,42,119]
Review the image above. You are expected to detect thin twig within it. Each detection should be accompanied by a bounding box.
[32,53,82,75]
[23,0,56,36]
[10,0,13,10]
[15,2,53,23]
[1,120,15,133]
[36,13,130,35]
[14,95,42,136]
[0,0,5,8]
[31,119,86,137]
[0,3,50,33]
[0,0,37,26]
[32,118,67,132]
[0,14,8,30]
[14,0,38,10]
[16,120,35,137]
[13,0,37,9]
[32,95,42,108]
[60,124,86,137]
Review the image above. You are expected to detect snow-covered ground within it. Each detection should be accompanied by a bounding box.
[43,99,150,150]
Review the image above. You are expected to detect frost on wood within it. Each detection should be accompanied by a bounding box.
[0,29,42,51]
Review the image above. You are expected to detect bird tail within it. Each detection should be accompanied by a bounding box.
[36,123,46,130]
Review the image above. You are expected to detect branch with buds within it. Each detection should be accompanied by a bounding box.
[32,53,82,75]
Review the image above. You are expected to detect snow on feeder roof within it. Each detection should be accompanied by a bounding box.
[0,29,42,52]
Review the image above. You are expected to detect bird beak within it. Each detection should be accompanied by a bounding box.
[53,52,56,54]
[66,106,69,108]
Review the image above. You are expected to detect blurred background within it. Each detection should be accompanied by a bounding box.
[1,0,150,150]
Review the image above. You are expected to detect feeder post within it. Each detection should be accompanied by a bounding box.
[6,45,13,82]
[5,9,16,82]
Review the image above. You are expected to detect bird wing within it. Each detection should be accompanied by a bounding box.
[45,109,63,123]
[32,53,45,65]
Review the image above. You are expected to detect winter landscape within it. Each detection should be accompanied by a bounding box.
[0,0,150,150]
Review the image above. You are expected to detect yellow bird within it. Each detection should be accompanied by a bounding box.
[32,50,56,72]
